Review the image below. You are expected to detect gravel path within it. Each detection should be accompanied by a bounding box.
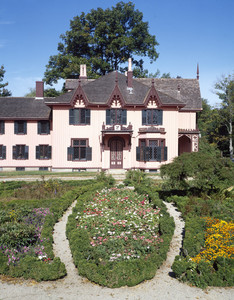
[0,201,233,300]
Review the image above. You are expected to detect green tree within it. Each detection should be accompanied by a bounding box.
[0,65,11,97]
[214,74,234,158]
[25,88,63,97]
[44,1,159,85]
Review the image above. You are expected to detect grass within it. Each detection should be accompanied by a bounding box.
[0,171,98,177]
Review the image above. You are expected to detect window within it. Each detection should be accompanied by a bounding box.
[0,121,5,134]
[136,139,167,162]
[13,145,29,160]
[14,121,27,134]
[106,109,127,125]
[69,109,90,125]
[0,145,6,159]
[36,145,52,159]
[142,109,162,125]
[38,120,50,134]
[39,167,49,171]
[67,139,92,161]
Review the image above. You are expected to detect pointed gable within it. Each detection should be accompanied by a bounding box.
[70,83,89,108]
[144,81,162,108]
[106,81,125,108]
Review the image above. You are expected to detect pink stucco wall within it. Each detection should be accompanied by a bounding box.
[0,106,198,171]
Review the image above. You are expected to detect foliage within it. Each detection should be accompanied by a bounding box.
[25,87,63,97]
[0,179,99,281]
[67,185,174,287]
[197,74,234,157]
[167,191,234,288]
[124,170,147,186]
[44,1,159,85]
[160,150,234,193]
[214,74,234,158]
[95,171,115,186]
[0,65,11,97]
[191,218,233,264]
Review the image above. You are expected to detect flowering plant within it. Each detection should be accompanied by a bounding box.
[76,187,163,263]
[191,217,234,264]
[0,208,53,265]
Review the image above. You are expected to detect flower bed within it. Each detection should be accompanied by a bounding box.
[170,195,234,288]
[0,179,103,281]
[67,186,175,287]
[0,208,53,265]
[78,188,163,262]
[191,218,234,264]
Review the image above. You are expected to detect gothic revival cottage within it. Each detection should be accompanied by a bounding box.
[0,60,201,172]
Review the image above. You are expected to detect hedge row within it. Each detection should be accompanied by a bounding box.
[169,195,234,288]
[66,184,175,287]
[0,180,95,281]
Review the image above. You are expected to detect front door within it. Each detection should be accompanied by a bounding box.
[110,138,123,169]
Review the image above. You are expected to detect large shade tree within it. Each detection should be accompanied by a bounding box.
[214,74,234,158]
[0,65,11,97]
[44,1,159,85]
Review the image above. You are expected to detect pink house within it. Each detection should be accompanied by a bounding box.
[0,61,202,172]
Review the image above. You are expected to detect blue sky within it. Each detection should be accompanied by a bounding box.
[1,0,233,106]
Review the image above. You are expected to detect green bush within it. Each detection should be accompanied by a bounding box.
[168,193,234,288]
[0,180,101,281]
[160,151,234,193]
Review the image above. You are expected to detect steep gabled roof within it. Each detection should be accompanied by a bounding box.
[0,98,51,119]
[136,78,202,111]
[62,72,201,110]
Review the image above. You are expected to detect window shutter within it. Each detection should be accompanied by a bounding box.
[86,147,92,161]
[2,146,6,159]
[144,146,150,161]
[48,146,52,159]
[25,146,29,159]
[164,146,168,161]
[14,122,18,134]
[158,110,163,125]
[24,122,27,134]
[36,146,40,159]
[142,110,146,125]
[136,147,140,161]
[67,147,74,161]
[13,146,17,159]
[106,109,111,125]
[69,109,75,125]
[0,121,5,134]
[121,110,127,125]
[46,121,50,133]
[85,109,90,125]
[38,121,41,134]
[156,146,162,162]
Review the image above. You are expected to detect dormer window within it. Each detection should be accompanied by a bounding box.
[106,109,127,125]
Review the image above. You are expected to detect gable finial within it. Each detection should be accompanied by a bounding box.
[197,63,199,80]
[115,70,118,83]
[151,78,155,86]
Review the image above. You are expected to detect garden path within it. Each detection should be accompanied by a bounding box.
[0,200,233,300]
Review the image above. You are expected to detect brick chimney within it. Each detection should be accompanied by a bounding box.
[127,58,133,88]
[79,64,87,79]
[36,81,44,98]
